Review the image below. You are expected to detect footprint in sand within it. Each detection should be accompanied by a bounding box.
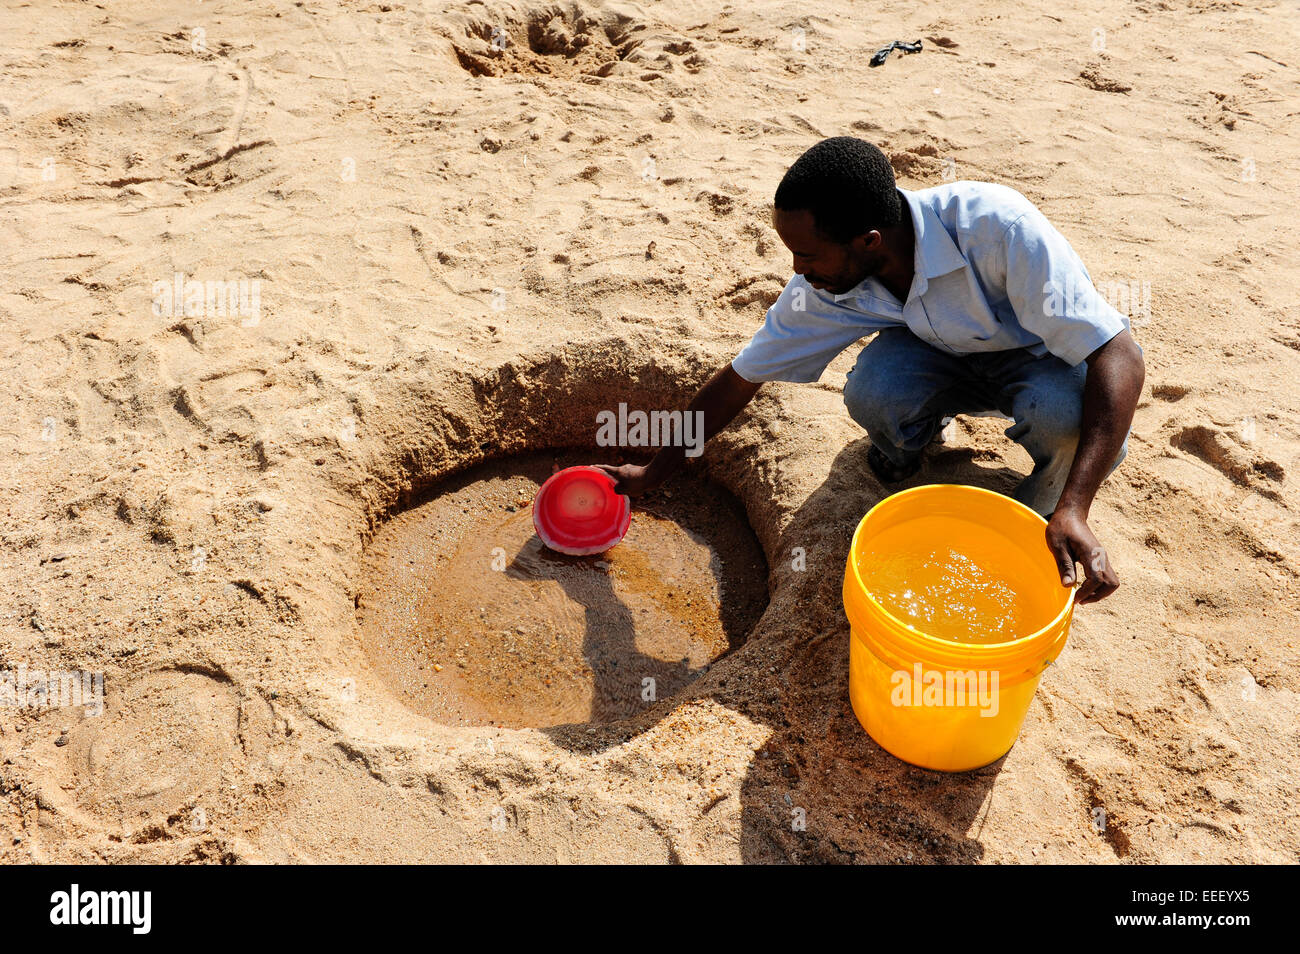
[55,669,243,833]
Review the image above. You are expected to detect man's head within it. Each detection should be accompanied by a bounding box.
[772,137,904,295]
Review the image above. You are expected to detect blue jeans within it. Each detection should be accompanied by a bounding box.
[843,327,1128,517]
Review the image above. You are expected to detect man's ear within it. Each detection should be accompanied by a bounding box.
[855,230,882,254]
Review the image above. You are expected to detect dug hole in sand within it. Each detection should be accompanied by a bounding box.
[358,448,768,730]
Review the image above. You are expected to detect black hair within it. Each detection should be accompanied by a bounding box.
[773,136,902,243]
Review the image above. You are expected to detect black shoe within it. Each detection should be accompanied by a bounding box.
[867,444,922,483]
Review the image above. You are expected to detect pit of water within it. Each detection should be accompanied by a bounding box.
[357,451,768,728]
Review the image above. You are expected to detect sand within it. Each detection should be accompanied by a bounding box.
[1,0,1297,863]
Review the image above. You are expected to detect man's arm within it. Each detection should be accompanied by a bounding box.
[594,362,761,496]
[1046,328,1145,603]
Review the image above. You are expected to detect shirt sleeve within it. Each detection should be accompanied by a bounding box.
[731,275,894,383]
[998,209,1129,367]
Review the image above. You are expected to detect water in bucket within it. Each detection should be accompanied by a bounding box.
[856,514,1061,644]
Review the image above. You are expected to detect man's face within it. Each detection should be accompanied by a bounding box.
[772,207,884,295]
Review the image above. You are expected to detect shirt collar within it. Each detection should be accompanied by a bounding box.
[901,186,968,289]
[832,187,968,303]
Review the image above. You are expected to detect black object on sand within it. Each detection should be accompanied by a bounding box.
[870,39,923,67]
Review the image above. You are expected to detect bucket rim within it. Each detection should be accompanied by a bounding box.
[846,483,1075,654]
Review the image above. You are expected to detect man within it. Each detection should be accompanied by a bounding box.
[597,137,1144,604]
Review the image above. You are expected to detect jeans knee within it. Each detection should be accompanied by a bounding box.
[843,376,875,429]
[844,332,914,433]
[1012,395,1082,460]
[844,373,900,437]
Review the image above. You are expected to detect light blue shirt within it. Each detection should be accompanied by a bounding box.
[731,181,1130,383]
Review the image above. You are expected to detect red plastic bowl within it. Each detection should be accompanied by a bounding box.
[532,466,631,556]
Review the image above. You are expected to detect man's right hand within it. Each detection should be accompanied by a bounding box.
[592,462,656,497]
[588,362,761,499]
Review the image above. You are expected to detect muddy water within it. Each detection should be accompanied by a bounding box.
[357,452,768,728]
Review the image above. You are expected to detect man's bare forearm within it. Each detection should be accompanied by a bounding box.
[1056,330,1145,517]
[642,362,762,486]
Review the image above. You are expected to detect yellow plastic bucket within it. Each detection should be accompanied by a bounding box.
[843,484,1074,771]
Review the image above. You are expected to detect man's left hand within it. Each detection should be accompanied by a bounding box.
[1045,507,1120,604]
